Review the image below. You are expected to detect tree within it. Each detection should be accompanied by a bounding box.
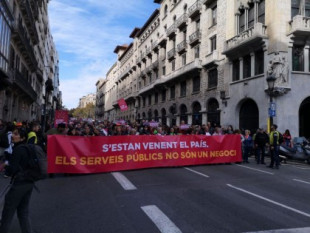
[72,103,95,119]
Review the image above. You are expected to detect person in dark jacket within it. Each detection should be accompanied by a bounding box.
[0,127,35,233]
[254,128,269,164]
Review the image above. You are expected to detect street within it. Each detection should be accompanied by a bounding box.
[1,157,310,233]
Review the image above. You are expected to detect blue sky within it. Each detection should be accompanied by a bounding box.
[48,0,159,109]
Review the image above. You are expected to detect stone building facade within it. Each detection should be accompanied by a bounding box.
[79,93,96,109]
[96,0,310,138]
[0,0,60,123]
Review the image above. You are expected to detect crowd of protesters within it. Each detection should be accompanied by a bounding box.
[0,118,295,171]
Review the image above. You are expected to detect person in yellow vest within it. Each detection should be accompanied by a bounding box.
[27,122,40,144]
[267,124,281,169]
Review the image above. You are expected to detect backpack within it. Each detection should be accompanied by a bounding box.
[278,132,284,144]
[16,144,48,182]
[0,132,9,148]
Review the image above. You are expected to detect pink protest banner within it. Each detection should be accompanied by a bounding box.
[47,135,242,174]
[54,110,69,126]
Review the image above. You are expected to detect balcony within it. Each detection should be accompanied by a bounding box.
[188,1,202,19]
[152,40,159,52]
[167,48,176,60]
[177,40,187,54]
[189,30,201,46]
[12,22,38,71]
[18,0,39,45]
[141,52,146,62]
[118,67,130,81]
[204,50,219,68]
[176,13,188,29]
[146,47,152,57]
[157,59,202,86]
[152,61,159,70]
[137,56,142,66]
[288,15,310,41]
[145,66,152,74]
[14,71,37,102]
[0,68,13,88]
[203,0,216,6]
[223,23,268,57]
[166,24,176,38]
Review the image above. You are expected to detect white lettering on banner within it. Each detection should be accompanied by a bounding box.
[102,140,209,152]
[142,142,178,150]
[102,143,141,152]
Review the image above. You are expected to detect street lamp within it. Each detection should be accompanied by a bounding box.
[266,74,276,132]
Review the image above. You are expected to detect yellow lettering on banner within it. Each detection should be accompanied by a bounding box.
[165,152,179,160]
[95,157,101,165]
[126,153,163,162]
[181,151,208,159]
[80,157,87,165]
[55,156,77,165]
[79,155,124,165]
[209,150,237,157]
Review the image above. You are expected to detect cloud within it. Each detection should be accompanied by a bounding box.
[49,0,158,109]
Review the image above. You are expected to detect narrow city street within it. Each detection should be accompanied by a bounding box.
[1,157,309,233]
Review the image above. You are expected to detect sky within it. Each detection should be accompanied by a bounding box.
[48,0,159,109]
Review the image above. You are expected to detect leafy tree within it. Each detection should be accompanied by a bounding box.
[72,103,95,119]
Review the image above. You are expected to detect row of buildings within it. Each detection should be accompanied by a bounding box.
[96,0,310,138]
[0,0,61,125]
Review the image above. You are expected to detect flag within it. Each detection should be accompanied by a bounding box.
[118,98,128,111]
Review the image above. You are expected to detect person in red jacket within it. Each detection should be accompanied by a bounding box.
[283,129,292,147]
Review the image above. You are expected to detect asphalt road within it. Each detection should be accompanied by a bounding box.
[1,157,310,233]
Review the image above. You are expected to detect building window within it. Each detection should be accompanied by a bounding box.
[239,9,245,33]
[180,81,186,97]
[212,6,217,26]
[194,45,200,58]
[196,18,200,30]
[192,76,200,93]
[208,68,218,88]
[155,70,158,79]
[149,74,152,84]
[258,0,265,24]
[210,35,217,52]
[291,0,310,18]
[162,66,166,75]
[162,89,166,102]
[255,50,264,75]
[139,81,142,89]
[243,55,251,79]
[148,95,152,106]
[0,13,11,73]
[9,47,15,69]
[248,3,255,28]
[155,92,158,104]
[164,5,168,16]
[182,54,186,65]
[170,85,175,99]
[172,59,175,71]
[292,45,304,71]
[233,59,240,81]
[143,97,146,107]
